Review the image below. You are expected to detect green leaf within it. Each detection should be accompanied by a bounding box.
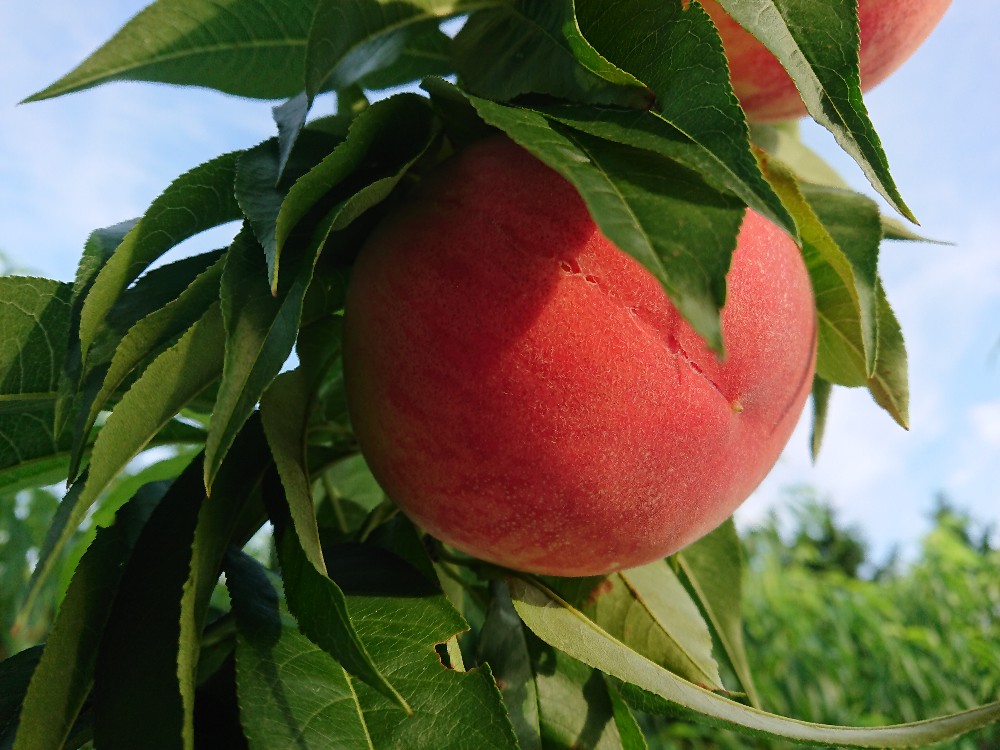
[513,578,1000,747]
[551,563,723,690]
[528,636,629,749]
[0,277,73,491]
[275,94,437,276]
[358,27,453,90]
[276,522,411,713]
[78,150,242,358]
[56,221,135,443]
[810,375,832,460]
[25,305,225,617]
[477,582,542,750]
[468,94,744,352]
[91,459,206,749]
[605,677,649,750]
[206,96,438,488]
[868,282,909,429]
[801,183,881,376]
[80,252,224,466]
[674,519,759,706]
[618,563,723,689]
[235,131,338,289]
[25,0,321,102]
[574,0,794,237]
[757,153,882,383]
[93,423,270,750]
[453,0,652,108]
[712,0,914,221]
[0,647,43,744]
[304,0,479,99]
[326,536,519,749]
[225,550,375,750]
[261,369,330,572]
[13,485,163,750]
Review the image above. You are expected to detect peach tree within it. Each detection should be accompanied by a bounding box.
[1,1,997,748]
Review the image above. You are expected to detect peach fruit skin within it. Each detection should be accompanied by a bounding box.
[342,137,817,577]
[703,0,952,121]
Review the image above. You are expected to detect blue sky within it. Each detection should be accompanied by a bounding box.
[2,2,998,558]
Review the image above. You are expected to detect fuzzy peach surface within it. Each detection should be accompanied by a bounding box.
[343,137,817,577]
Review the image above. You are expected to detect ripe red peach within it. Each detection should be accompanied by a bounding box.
[342,137,816,577]
[703,0,952,121]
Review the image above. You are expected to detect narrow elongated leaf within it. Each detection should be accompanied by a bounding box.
[528,636,628,749]
[477,583,542,750]
[675,519,758,706]
[619,562,723,688]
[304,0,479,99]
[712,0,914,221]
[225,550,375,750]
[550,565,723,690]
[575,0,794,237]
[25,305,225,616]
[469,94,743,351]
[513,578,1000,747]
[79,151,242,357]
[206,97,437,487]
[56,221,135,440]
[13,486,163,750]
[94,423,269,750]
[275,94,436,270]
[0,647,43,744]
[261,369,329,572]
[605,677,649,750]
[91,459,206,750]
[453,0,651,108]
[358,27,453,90]
[0,278,73,490]
[178,422,272,749]
[26,0,321,102]
[810,375,832,459]
[85,252,225,440]
[235,131,339,288]
[868,282,908,428]
[802,183,881,376]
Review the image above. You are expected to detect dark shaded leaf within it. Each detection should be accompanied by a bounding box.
[304,0,480,99]
[13,486,163,750]
[0,647,43,745]
[454,0,650,108]
[24,305,225,620]
[477,582,542,750]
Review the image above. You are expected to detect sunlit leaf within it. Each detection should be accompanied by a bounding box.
[26,0,321,102]
[712,0,914,221]
[513,578,1000,746]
